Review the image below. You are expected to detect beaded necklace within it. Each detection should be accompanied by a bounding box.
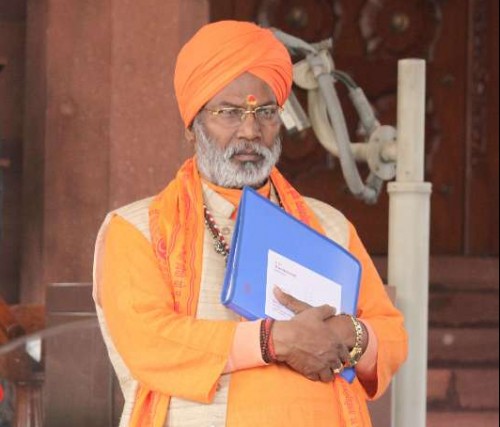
[203,190,284,262]
[203,204,231,260]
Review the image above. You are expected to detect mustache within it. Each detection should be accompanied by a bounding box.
[192,116,282,188]
[223,140,271,160]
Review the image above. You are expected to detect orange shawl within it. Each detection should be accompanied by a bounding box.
[129,158,364,426]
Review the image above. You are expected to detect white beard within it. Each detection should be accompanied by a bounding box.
[193,119,282,189]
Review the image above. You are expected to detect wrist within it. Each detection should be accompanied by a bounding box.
[260,318,279,363]
[337,315,357,348]
[343,315,368,367]
[359,320,369,354]
[337,315,368,351]
[268,320,294,362]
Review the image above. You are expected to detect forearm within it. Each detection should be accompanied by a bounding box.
[223,321,266,373]
[100,216,239,403]
[102,292,238,402]
[356,320,379,381]
[358,312,408,399]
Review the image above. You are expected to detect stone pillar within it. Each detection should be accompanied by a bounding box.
[0,3,26,304]
[21,0,208,302]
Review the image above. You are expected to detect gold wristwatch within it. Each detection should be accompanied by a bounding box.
[346,315,365,368]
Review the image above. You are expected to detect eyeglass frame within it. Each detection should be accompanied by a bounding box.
[202,104,283,126]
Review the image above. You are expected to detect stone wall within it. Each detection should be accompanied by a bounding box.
[20,0,208,303]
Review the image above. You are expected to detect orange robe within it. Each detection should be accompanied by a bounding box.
[99,159,408,426]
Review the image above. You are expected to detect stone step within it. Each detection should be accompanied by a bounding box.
[373,256,499,292]
[428,327,499,365]
[370,257,499,425]
[427,412,499,427]
[428,368,499,410]
[429,291,499,327]
[426,257,499,292]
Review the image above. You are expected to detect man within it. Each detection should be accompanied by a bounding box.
[93,20,408,427]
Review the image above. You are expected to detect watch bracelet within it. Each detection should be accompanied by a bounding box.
[345,314,365,367]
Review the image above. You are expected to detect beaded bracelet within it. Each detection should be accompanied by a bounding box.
[260,318,277,363]
[267,321,277,362]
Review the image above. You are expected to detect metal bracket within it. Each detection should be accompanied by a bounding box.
[367,126,398,181]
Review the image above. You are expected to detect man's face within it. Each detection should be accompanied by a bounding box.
[191,73,283,188]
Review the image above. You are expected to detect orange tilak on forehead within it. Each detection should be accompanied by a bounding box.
[246,94,258,107]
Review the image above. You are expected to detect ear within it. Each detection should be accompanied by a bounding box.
[185,126,196,144]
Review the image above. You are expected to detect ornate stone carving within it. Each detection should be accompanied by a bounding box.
[359,0,443,60]
[257,0,343,43]
[467,0,490,168]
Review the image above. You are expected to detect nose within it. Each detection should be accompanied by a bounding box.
[236,111,262,141]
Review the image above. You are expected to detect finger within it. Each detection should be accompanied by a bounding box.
[331,359,345,375]
[274,287,311,314]
[318,368,334,383]
[313,304,337,320]
[306,373,320,382]
[337,345,351,367]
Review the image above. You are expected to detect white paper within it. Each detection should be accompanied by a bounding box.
[265,249,342,320]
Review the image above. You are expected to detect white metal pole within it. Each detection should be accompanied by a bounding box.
[389,59,432,427]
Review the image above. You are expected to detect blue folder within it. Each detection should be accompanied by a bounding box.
[221,187,362,383]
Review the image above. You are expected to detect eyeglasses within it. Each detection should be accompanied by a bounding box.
[203,105,283,127]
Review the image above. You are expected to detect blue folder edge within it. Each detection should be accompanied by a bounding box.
[221,187,362,383]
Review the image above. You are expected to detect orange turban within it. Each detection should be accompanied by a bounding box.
[174,21,293,128]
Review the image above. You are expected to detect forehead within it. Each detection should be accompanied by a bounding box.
[206,73,277,107]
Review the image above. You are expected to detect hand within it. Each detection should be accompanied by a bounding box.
[275,287,357,348]
[271,289,351,383]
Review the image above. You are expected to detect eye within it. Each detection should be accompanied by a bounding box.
[218,108,244,119]
[256,106,279,121]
